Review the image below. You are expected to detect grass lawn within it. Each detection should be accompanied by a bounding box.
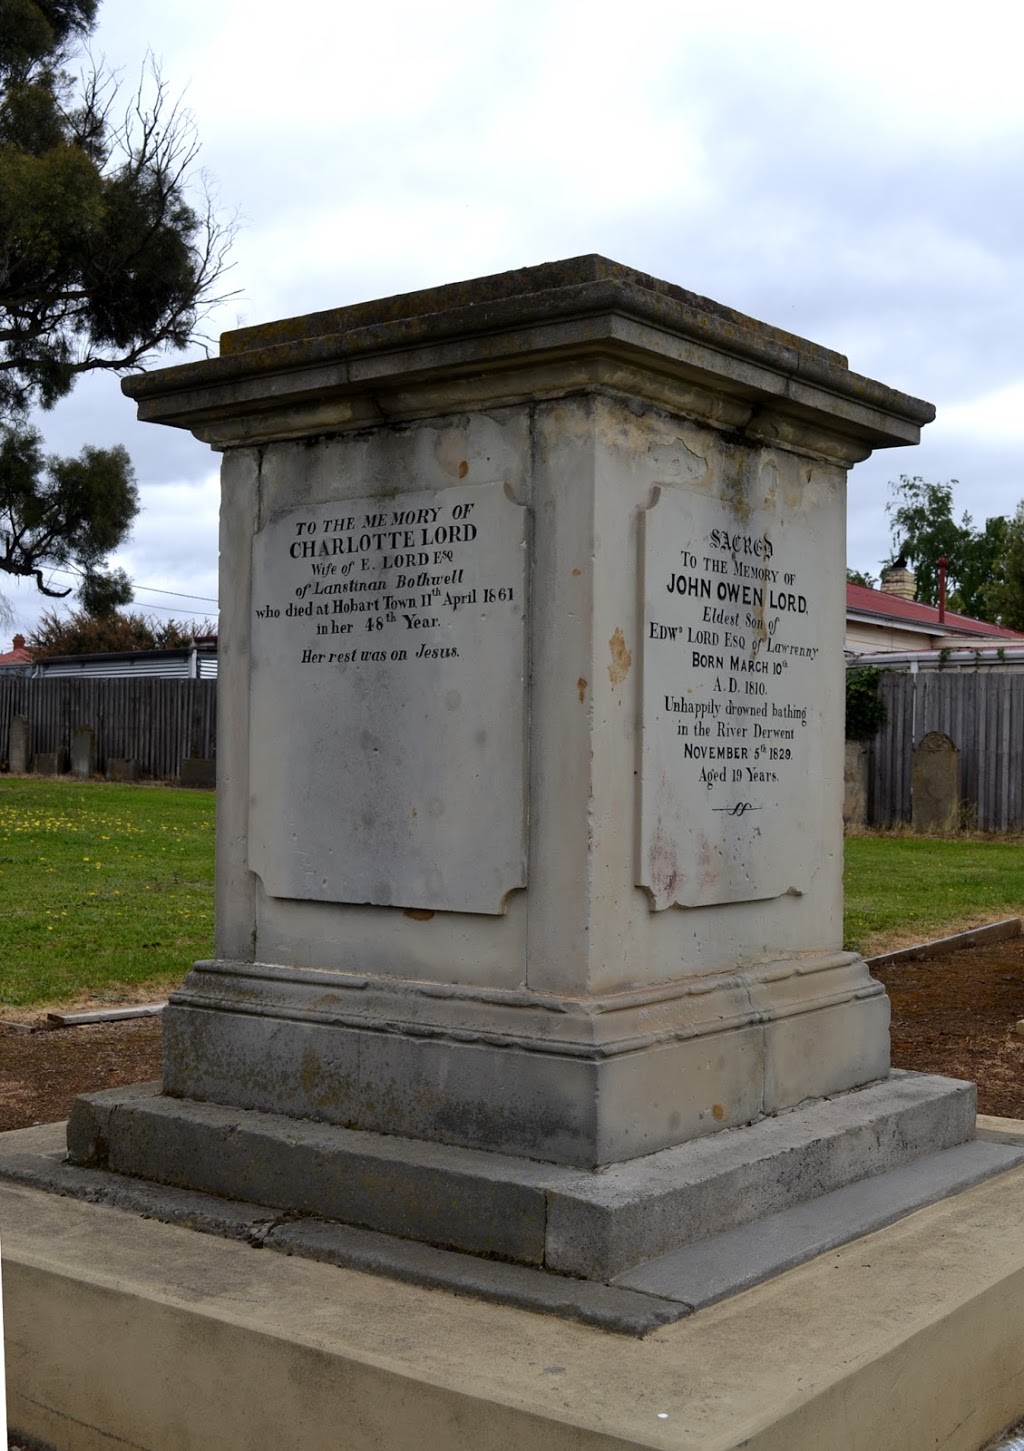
[844,831,1024,957]
[0,777,214,1010]
[1,776,1022,1006]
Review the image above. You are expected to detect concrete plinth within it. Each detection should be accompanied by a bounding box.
[5,1144,1024,1451]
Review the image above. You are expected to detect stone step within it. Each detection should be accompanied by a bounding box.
[2,1132,1022,1338]
[545,1068,977,1278]
[66,1070,978,1281]
[615,1138,1024,1309]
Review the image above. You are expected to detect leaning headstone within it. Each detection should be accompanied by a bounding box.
[71,724,96,779]
[912,731,960,833]
[71,258,978,1292]
[107,757,140,783]
[34,748,67,776]
[844,740,869,827]
[8,714,29,774]
[179,757,216,789]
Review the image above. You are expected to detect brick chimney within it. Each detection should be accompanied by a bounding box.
[12,634,25,650]
[880,555,916,601]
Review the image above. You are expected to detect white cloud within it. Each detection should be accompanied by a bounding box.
[5,0,1016,625]
[939,382,1024,443]
[110,473,221,618]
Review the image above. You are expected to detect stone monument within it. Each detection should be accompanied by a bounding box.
[66,258,1012,1306]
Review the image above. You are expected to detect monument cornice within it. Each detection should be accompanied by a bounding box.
[122,256,934,461]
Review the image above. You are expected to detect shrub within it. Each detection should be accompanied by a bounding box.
[846,666,887,741]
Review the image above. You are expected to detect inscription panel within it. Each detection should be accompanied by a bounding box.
[249,481,528,914]
[638,485,826,909]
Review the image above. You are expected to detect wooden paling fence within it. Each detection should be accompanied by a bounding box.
[869,669,1024,831]
[0,678,216,781]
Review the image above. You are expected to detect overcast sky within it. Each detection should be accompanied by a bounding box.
[6,0,1023,638]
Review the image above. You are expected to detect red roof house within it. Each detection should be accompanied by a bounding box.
[846,582,1024,655]
[0,634,35,671]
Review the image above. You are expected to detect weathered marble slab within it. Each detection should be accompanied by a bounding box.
[638,482,827,909]
[71,724,96,779]
[249,481,528,914]
[8,714,29,774]
[912,731,959,834]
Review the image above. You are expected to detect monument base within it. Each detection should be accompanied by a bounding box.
[5,1120,1024,1451]
[155,952,891,1168]
[58,1071,1021,1302]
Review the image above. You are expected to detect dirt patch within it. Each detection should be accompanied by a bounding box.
[1,935,1024,1134]
[874,934,1024,1119]
[0,1015,162,1131]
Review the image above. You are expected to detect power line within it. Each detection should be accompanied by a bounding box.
[38,565,218,607]
[132,584,218,605]
[121,599,218,617]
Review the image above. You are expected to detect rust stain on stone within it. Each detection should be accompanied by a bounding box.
[607,628,631,687]
[712,1103,725,1122]
[458,460,468,478]
[577,676,587,703]
[647,815,682,903]
[698,833,718,889]
[572,567,581,577]
[404,908,435,922]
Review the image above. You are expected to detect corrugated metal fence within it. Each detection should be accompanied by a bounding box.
[870,669,1024,830]
[0,678,216,780]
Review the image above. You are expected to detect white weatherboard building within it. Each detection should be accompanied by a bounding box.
[20,643,217,680]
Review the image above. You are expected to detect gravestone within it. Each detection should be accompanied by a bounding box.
[179,757,216,789]
[912,731,960,834]
[67,258,982,1296]
[844,740,869,827]
[8,715,29,774]
[34,749,67,776]
[71,725,96,779]
[107,758,140,783]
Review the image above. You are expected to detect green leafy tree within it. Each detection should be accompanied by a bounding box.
[846,567,877,589]
[886,476,968,607]
[0,0,232,604]
[980,502,1024,630]
[30,606,213,655]
[956,514,1010,621]
[885,475,1007,619]
[0,420,137,602]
